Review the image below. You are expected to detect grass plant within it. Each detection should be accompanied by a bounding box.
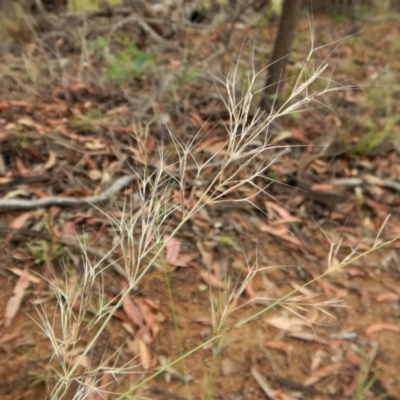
[28,33,398,400]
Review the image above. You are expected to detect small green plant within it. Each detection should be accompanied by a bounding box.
[355,114,400,154]
[68,109,103,132]
[354,344,379,400]
[96,36,155,83]
[354,70,400,154]
[27,240,64,265]
[68,0,122,12]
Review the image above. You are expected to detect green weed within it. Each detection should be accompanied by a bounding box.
[96,36,155,84]
[355,69,400,154]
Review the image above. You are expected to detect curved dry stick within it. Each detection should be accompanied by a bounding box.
[0,175,134,211]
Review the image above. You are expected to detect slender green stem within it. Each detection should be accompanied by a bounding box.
[115,333,224,400]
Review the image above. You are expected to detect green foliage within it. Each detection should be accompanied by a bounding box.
[68,0,122,12]
[353,346,379,400]
[333,13,351,23]
[355,115,400,154]
[355,70,400,154]
[96,36,155,83]
[269,0,283,16]
[27,240,64,265]
[219,235,235,245]
[69,109,102,132]
[389,32,400,56]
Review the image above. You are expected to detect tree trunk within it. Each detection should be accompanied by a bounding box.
[260,0,302,110]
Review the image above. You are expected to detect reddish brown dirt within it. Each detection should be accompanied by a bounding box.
[1,222,399,399]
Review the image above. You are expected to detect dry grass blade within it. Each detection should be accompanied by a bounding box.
[251,367,275,399]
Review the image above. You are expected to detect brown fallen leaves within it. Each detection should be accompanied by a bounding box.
[3,268,31,328]
[119,280,160,370]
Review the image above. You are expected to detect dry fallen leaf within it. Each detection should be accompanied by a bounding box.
[374,292,400,302]
[8,267,41,284]
[4,268,31,328]
[343,370,361,397]
[304,362,344,386]
[258,220,303,247]
[16,157,31,174]
[265,200,298,220]
[251,367,276,399]
[173,252,196,267]
[138,337,151,370]
[88,169,103,180]
[310,350,326,373]
[120,281,144,328]
[158,355,193,383]
[345,348,362,365]
[266,315,310,333]
[127,337,152,370]
[165,236,180,265]
[288,331,329,344]
[211,257,227,280]
[97,373,111,400]
[123,296,144,328]
[8,210,37,230]
[365,322,400,336]
[134,297,160,339]
[0,331,20,343]
[289,281,315,297]
[221,358,236,376]
[43,150,57,171]
[72,353,90,369]
[265,340,292,361]
[196,240,213,269]
[199,270,228,289]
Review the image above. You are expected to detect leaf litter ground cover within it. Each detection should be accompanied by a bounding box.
[0,8,400,400]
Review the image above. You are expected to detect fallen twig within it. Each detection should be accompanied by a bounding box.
[0,175,134,211]
[332,176,400,192]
